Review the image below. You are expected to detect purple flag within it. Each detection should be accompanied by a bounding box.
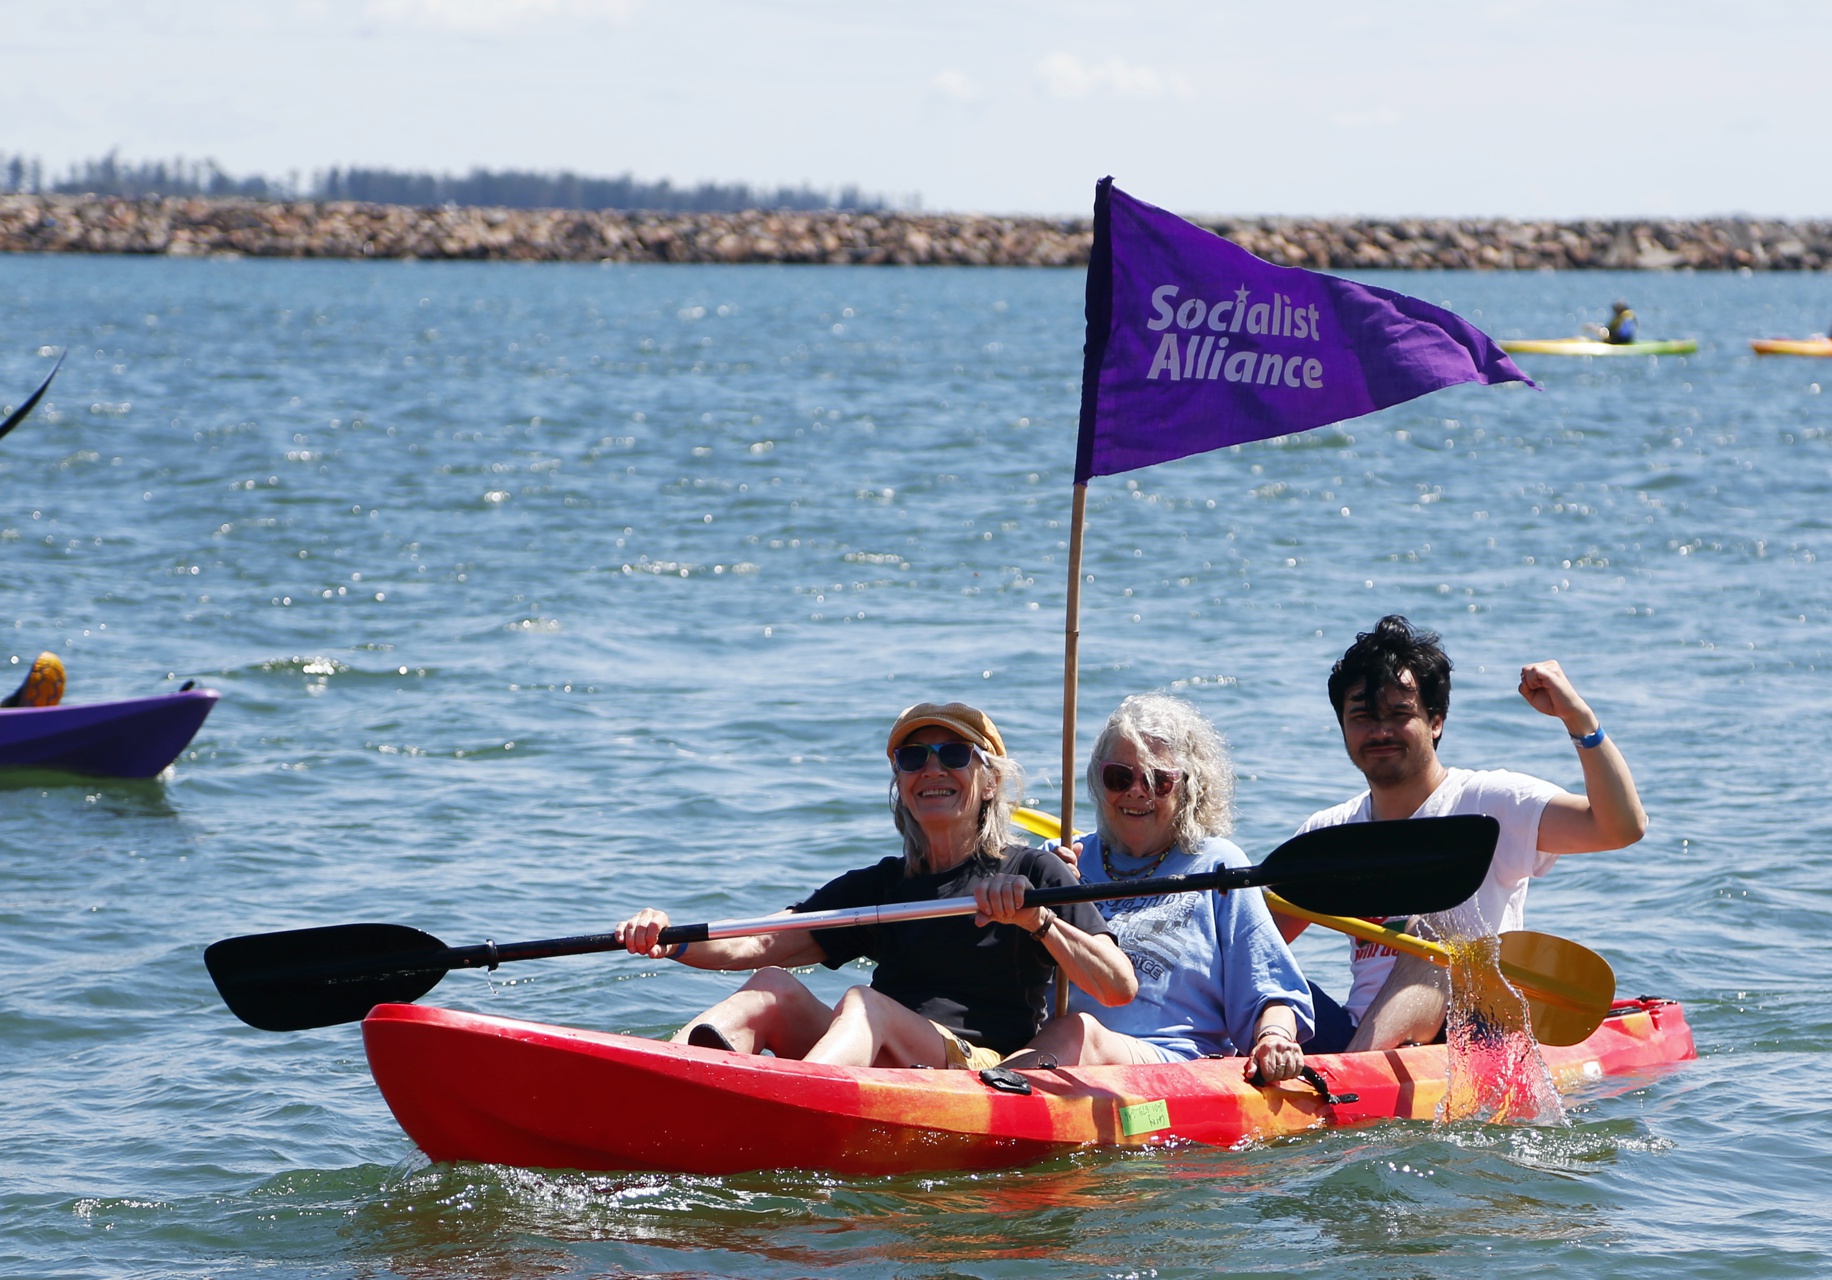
[1076,180,1533,483]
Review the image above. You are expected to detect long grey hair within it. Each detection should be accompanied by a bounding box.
[889,748,1024,874]
[1087,693,1234,856]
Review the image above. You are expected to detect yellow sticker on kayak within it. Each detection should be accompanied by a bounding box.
[1119,1099,1170,1136]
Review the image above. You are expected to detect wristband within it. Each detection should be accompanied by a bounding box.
[1254,1025,1295,1043]
[1028,911,1056,941]
[1569,725,1606,750]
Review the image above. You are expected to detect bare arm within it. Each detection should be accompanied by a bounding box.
[1518,660,1648,854]
[614,907,828,971]
[1041,921,1137,1006]
[974,875,1139,1007]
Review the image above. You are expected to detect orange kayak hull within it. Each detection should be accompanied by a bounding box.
[362,997,1696,1175]
[1751,338,1832,357]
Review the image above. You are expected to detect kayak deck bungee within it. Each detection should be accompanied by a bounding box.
[361,996,1695,1176]
[0,688,218,777]
[1498,337,1698,356]
[1750,338,1832,357]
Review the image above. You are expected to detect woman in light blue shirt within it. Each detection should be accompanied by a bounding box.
[1003,694,1313,1081]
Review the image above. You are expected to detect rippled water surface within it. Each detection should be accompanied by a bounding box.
[3,257,1829,1277]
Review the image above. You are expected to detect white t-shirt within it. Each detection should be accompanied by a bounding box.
[1296,767,1564,1022]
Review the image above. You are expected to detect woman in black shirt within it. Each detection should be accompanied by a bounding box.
[615,701,1135,1068]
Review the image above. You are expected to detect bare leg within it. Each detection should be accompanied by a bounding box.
[802,986,953,1068]
[1344,951,1450,1052]
[668,967,835,1059]
[1001,1012,1161,1068]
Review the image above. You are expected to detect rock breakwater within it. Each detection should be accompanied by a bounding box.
[3,195,1828,270]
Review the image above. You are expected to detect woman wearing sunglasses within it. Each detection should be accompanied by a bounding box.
[1002,694,1313,1081]
[614,701,1136,1069]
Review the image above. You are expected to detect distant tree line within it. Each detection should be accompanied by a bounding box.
[314,167,891,212]
[3,152,283,199]
[0,151,897,212]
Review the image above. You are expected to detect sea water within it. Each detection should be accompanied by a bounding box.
[3,256,1829,1278]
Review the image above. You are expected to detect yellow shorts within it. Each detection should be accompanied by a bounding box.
[931,1023,1004,1071]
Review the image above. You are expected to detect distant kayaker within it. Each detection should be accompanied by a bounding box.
[1285,616,1647,1054]
[1,651,64,707]
[1005,694,1312,1082]
[1603,300,1638,344]
[614,701,1136,1068]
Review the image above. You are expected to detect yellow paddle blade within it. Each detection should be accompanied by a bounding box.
[1014,807,1069,842]
[1498,930,1615,1047]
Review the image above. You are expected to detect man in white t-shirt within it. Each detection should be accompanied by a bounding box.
[1284,615,1647,1053]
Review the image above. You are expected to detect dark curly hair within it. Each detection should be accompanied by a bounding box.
[1327,615,1453,745]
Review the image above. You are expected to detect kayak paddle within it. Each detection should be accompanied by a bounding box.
[205,814,1497,1032]
[1012,806,1613,1046]
[0,349,65,444]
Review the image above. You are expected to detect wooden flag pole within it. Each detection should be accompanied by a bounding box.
[1060,482,1089,851]
[1053,177,1107,1020]
[1053,481,1089,1017]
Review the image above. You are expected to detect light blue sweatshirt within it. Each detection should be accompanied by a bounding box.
[1065,833,1315,1060]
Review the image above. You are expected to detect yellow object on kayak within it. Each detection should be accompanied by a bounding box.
[1,652,64,708]
[1751,338,1832,357]
[1499,337,1698,356]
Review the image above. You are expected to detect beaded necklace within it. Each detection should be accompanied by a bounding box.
[1101,839,1176,880]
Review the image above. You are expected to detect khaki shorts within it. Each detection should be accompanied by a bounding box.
[931,1022,1004,1071]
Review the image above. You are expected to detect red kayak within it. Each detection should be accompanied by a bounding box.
[362,997,1695,1175]
[0,688,218,777]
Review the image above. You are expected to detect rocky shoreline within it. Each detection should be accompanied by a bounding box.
[3,194,1828,270]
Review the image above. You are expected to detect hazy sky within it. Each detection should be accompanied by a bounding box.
[6,0,1828,217]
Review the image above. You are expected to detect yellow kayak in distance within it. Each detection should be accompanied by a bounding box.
[1499,337,1699,356]
[1751,338,1832,357]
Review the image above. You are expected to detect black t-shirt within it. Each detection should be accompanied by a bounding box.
[793,844,1114,1055]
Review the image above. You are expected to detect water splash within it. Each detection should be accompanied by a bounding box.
[1424,905,1565,1126]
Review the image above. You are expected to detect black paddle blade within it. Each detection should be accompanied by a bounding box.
[205,922,452,1032]
[1260,815,1498,918]
[0,349,65,443]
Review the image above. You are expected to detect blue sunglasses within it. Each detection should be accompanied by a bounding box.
[893,742,981,772]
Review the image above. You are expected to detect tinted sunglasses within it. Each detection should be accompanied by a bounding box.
[893,741,981,773]
[1099,762,1181,797]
